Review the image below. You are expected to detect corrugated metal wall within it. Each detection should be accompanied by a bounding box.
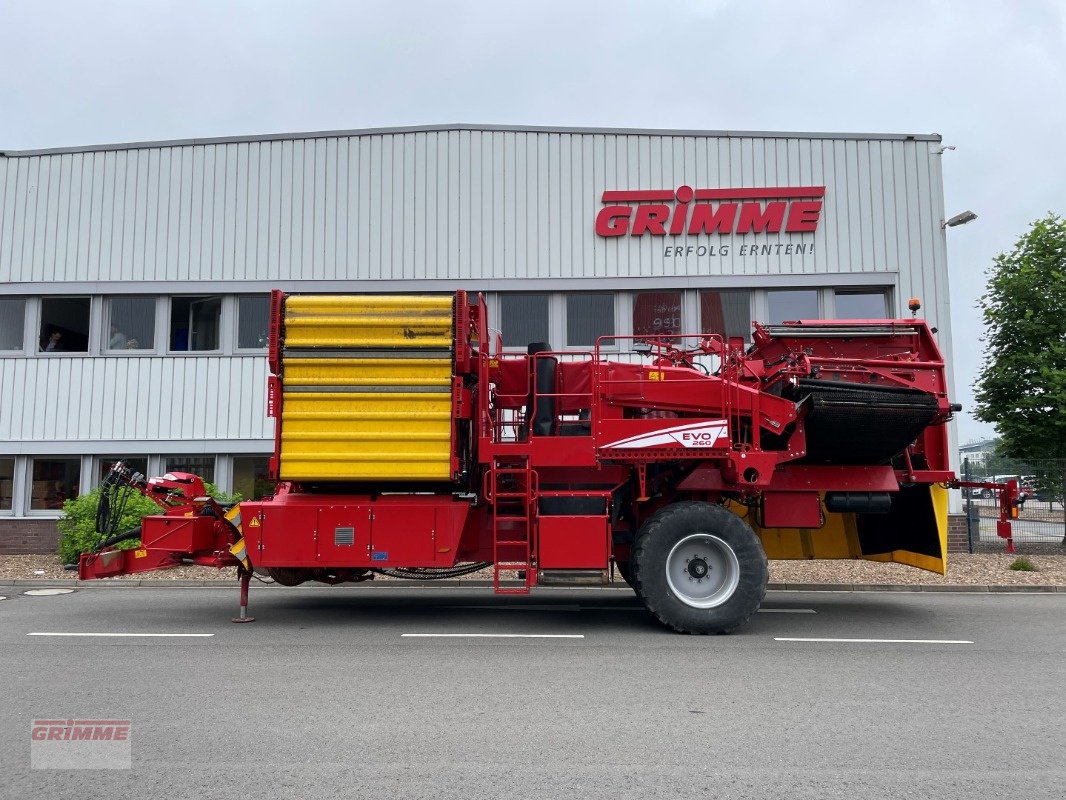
[0,356,270,445]
[0,128,945,284]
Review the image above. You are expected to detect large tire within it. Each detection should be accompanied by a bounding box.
[631,501,767,634]
[614,560,643,600]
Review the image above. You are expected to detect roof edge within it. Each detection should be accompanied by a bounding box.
[0,123,943,157]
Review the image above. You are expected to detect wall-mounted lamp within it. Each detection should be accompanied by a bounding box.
[942,210,977,229]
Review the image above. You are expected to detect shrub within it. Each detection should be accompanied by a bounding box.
[57,488,160,565]
[1008,556,1037,572]
[57,482,242,565]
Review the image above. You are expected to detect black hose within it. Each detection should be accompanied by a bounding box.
[94,526,142,551]
[373,562,492,580]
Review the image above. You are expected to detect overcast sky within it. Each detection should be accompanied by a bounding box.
[2,0,1064,443]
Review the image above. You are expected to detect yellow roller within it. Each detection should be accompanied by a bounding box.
[283,294,454,349]
[278,294,456,482]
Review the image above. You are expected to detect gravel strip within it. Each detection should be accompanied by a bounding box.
[3,552,1064,586]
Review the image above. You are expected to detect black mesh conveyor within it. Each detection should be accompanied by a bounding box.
[790,379,940,465]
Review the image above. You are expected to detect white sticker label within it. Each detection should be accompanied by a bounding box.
[601,420,728,449]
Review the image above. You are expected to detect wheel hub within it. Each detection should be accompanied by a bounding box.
[687,557,709,579]
[665,534,741,609]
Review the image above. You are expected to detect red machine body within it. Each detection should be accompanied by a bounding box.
[79,291,1019,632]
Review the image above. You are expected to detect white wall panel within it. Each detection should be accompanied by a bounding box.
[0,356,271,449]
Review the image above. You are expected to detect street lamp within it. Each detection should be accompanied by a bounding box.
[942,210,978,229]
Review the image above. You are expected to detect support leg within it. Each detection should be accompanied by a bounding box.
[232,569,255,623]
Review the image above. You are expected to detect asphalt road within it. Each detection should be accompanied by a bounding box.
[2,586,1064,800]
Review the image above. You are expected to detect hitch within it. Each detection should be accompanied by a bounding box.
[953,478,1020,553]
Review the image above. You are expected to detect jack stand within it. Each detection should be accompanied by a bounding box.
[232,569,255,623]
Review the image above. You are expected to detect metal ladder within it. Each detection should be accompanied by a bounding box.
[490,455,537,594]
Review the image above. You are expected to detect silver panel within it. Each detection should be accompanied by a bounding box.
[0,356,272,445]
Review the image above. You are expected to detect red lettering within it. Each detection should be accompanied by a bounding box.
[92,726,115,740]
[594,206,632,237]
[687,203,737,234]
[48,727,64,741]
[785,200,822,232]
[736,201,786,234]
[631,205,670,236]
[668,201,689,235]
[71,726,93,740]
[31,727,47,741]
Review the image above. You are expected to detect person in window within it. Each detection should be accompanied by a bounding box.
[109,324,127,349]
[42,331,62,352]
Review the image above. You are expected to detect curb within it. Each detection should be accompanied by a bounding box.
[1,578,1064,593]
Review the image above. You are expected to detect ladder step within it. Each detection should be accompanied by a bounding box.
[495,540,529,547]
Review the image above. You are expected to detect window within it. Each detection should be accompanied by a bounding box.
[164,456,215,484]
[106,297,155,351]
[500,294,550,347]
[835,290,889,319]
[700,291,752,340]
[237,296,270,350]
[0,458,13,510]
[30,458,81,511]
[566,294,614,347]
[170,296,221,351]
[98,457,149,483]
[0,297,26,351]
[633,291,682,337]
[39,297,91,353]
[233,456,272,501]
[768,289,819,323]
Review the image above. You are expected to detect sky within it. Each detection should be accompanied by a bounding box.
[1,0,1064,443]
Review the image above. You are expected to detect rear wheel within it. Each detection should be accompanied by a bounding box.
[632,501,767,634]
[614,560,643,600]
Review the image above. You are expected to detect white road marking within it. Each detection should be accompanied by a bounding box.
[774,637,973,644]
[27,632,215,638]
[0,596,6,601]
[758,608,816,614]
[440,604,581,612]
[401,633,584,639]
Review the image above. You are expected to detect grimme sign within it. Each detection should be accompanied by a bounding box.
[595,185,824,258]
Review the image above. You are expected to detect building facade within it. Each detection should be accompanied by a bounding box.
[0,124,956,551]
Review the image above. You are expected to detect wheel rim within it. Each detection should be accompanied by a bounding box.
[665,533,741,608]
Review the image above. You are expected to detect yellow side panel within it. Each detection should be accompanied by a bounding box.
[284,294,453,349]
[280,392,452,481]
[731,500,860,561]
[732,484,948,575]
[283,358,452,388]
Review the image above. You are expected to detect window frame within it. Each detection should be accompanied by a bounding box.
[234,294,272,353]
[37,295,93,356]
[0,456,15,514]
[563,292,619,351]
[832,288,891,320]
[168,295,224,355]
[26,456,83,515]
[0,296,28,354]
[104,296,158,354]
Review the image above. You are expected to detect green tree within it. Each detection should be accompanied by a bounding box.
[974,213,1066,539]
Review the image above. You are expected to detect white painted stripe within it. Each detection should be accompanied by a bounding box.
[401,633,584,639]
[774,637,973,644]
[440,604,581,611]
[758,608,816,614]
[27,632,215,638]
